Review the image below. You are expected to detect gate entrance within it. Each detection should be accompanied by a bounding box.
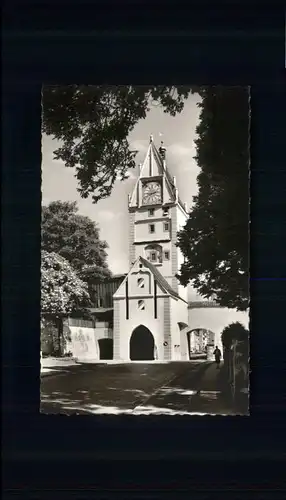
[187,329,215,358]
[130,325,155,361]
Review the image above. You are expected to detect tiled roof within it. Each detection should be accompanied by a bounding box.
[140,256,185,301]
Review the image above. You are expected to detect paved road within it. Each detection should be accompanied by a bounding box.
[41,361,234,415]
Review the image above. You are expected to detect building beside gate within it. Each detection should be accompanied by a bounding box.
[68,136,248,362]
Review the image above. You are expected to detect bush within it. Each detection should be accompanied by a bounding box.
[221,322,249,410]
[221,322,249,350]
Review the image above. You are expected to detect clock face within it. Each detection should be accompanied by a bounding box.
[142,182,162,205]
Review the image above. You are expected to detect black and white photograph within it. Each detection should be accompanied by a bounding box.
[40,85,249,415]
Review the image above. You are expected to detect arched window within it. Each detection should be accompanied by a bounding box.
[145,244,163,263]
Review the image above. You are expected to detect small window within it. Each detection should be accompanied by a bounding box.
[151,252,157,262]
[149,224,155,234]
[138,300,145,311]
[148,209,155,216]
[139,264,143,268]
[137,277,144,288]
[163,222,169,232]
[163,207,169,216]
[164,251,170,260]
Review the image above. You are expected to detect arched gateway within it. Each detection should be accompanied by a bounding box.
[187,328,216,358]
[130,325,155,361]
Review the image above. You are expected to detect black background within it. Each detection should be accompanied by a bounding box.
[2,1,286,498]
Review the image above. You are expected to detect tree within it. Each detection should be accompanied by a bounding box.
[42,85,192,202]
[41,201,112,287]
[41,251,90,356]
[177,87,249,311]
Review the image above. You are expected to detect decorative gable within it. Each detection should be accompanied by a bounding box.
[113,256,187,303]
[129,137,178,209]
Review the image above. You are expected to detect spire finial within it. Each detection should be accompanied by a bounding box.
[150,134,153,143]
[159,139,167,160]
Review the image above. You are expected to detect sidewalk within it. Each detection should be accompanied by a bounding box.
[41,356,77,376]
[191,362,236,415]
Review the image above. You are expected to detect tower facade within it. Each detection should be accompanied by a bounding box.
[113,137,189,361]
[128,136,188,302]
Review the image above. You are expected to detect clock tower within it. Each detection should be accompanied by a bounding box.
[128,135,188,299]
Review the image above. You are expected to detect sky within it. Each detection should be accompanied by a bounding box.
[42,91,201,274]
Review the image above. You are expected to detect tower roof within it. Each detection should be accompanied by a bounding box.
[129,138,186,211]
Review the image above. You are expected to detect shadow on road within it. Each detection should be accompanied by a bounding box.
[41,362,197,414]
[41,361,239,416]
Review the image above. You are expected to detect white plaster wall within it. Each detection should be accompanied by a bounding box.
[117,296,166,360]
[135,207,163,221]
[135,219,171,242]
[162,181,173,204]
[134,242,173,277]
[178,284,188,302]
[67,324,115,360]
[68,326,99,360]
[128,270,152,296]
[176,206,188,271]
[170,298,189,360]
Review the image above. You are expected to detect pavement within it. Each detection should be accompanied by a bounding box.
[41,360,239,415]
[41,356,77,375]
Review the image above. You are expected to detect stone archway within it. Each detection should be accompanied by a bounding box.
[187,329,216,358]
[130,325,155,361]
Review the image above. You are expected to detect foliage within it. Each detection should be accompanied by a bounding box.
[41,319,61,356]
[221,322,249,409]
[177,86,249,310]
[42,85,192,202]
[221,322,249,350]
[42,201,111,286]
[41,317,75,357]
[41,250,90,319]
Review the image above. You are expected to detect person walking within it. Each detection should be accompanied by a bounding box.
[213,346,222,369]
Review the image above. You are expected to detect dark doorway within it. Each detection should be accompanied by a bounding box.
[130,325,155,361]
[98,338,113,360]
